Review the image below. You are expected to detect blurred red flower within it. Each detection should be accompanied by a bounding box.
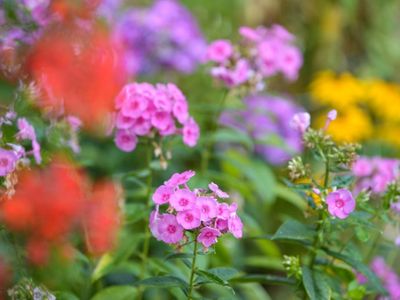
[26,22,126,130]
[84,181,120,256]
[1,159,86,264]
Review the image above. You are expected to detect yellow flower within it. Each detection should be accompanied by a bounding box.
[375,123,400,148]
[366,79,400,123]
[310,71,366,109]
[315,106,373,142]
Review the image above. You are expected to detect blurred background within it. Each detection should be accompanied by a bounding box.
[1,0,400,299]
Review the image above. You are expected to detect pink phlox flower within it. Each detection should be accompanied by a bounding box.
[208,182,229,198]
[164,170,195,188]
[197,226,221,248]
[326,189,355,219]
[206,40,234,64]
[289,112,310,134]
[228,215,243,238]
[157,213,184,244]
[0,148,18,176]
[170,188,196,211]
[176,208,201,229]
[152,185,175,205]
[196,196,218,222]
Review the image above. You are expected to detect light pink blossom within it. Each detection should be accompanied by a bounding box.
[326,189,355,219]
[197,227,221,248]
[170,189,196,211]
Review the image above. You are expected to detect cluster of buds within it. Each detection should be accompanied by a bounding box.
[205,24,302,92]
[149,171,243,249]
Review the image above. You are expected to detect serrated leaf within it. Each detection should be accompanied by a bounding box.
[271,220,316,245]
[302,266,331,300]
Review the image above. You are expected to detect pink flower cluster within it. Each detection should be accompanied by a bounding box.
[206,24,302,91]
[370,257,400,299]
[326,189,356,219]
[352,156,399,195]
[149,171,243,248]
[0,112,41,177]
[113,83,200,152]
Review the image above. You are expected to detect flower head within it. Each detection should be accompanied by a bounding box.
[326,189,355,219]
[206,40,233,64]
[170,189,196,211]
[176,209,201,229]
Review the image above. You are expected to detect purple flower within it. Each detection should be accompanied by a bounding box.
[0,148,17,176]
[352,156,399,196]
[220,95,304,165]
[157,213,184,244]
[326,189,356,219]
[197,227,221,248]
[370,257,400,299]
[113,0,206,75]
[16,118,36,141]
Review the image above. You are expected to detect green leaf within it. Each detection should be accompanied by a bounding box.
[196,269,230,286]
[165,253,194,261]
[134,275,188,289]
[331,175,354,188]
[229,274,295,286]
[271,220,316,246]
[301,266,331,300]
[207,267,240,281]
[91,286,137,300]
[322,248,386,294]
[91,254,114,282]
[213,128,254,150]
[276,184,307,211]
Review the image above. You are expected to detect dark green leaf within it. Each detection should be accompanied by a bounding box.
[134,275,188,289]
[229,274,295,286]
[322,248,386,294]
[272,220,316,245]
[301,266,331,300]
[91,286,137,300]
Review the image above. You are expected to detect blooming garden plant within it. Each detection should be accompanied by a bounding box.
[1,1,400,300]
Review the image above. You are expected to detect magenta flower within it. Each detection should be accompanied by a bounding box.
[289,112,310,134]
[164,170,195,188]
[114,130,138,152]
[196,196,218,222]
[113,82,199,152]
[197,227,221,248]
[170,189,196,211]
[209,182,229,198]
[0,148,17,176]
[152,185,174,205]
[157,214,184,244]
[183,117,200,147]
[206,40,233,64]
[352,157,373,177]
[228,215,243,238]
[150,172,243,249]
[216,203,230,220]
[176,209,201,230]
[16,118,36,141]
[326,189,356,219]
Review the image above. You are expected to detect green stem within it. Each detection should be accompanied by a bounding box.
[188,237,199,300]
[201,89,228,174]
[137,141,153,300]
[323,157,329,188]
